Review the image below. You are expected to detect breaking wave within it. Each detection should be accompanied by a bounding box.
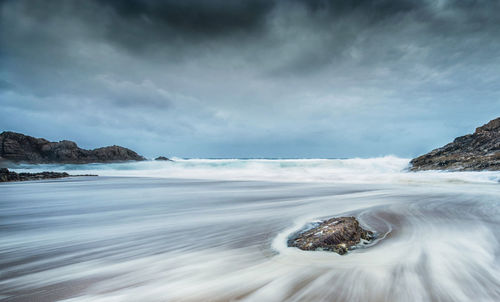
[8,156,500,184]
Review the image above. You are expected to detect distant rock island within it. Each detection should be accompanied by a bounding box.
[0,131,145,164]
[410,117,500,171]
[155,156,172,161]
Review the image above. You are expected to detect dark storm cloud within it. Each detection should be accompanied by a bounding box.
[98,0,274,35]
[1,0,500,157]
[92,0,500,45]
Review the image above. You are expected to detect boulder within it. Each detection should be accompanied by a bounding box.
[288,216,374,255]
[410,117,500,171]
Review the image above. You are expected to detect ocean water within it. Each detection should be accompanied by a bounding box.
[1,157,500,301]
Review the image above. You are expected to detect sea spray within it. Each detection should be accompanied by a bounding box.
[8,156,500,184]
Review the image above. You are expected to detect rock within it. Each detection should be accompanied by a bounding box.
[288,216,374,255]
[410,117,500,171]
[0,168,70,182]
[0,168,97,182]
[155,156,172,161]
[0,131,146,164]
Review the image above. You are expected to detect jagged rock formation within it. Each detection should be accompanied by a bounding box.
[0,131,146,164]
[410,117,500,171]
[288,217,374,255]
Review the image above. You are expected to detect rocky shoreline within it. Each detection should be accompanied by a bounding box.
[288,217,374,255]
[0,131,145,164]
[0,168,96,182]
[410,117,500,171]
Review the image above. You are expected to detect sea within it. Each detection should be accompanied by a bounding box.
[1,157,500,301]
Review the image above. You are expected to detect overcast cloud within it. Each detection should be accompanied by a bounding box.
[1,0,499,158]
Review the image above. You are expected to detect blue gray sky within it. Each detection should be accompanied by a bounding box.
[1,0,499,158]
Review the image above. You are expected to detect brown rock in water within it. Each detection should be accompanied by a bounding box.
[288,217,374,255]
[410,117,500,171]
[0,131,145,164]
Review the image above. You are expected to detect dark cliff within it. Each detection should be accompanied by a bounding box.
[410,117,500,171]
[0,131,146,164]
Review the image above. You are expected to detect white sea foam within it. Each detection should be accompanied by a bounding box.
[1,163,499,301]
[0,164,500,302]
[10,156,500,184]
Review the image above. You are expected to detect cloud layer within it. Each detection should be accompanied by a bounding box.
[1,0,499,158]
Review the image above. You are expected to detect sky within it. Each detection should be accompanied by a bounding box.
[1,0,499,158]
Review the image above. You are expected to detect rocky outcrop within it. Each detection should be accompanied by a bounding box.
[410,117,500,171]
[0,168,97,182]
[0,168,71,182]
[0,131,146,164]
[288,217,374,255]
[155,156,172,161]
